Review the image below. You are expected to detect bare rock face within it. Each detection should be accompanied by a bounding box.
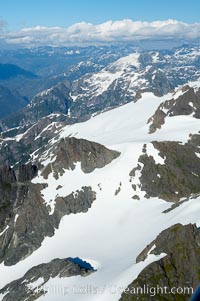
[0,165,36,233]
[17,164,38,182]
[0,122,120,178]
[0,162,95,267]
[130,136,200,202]
[0,166,16,183]
[0,114,68,168]
[0,183,20,232]
[0,182,54,266]
[148,85,200,133]
[0,181,96,266]
[52,187,96,228]
[0,258,95,301]
[41,137,120,179]
[120,224,200,301]
[0,137,119,266]
[1,82,71,130]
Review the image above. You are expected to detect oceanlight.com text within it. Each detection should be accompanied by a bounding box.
[35,284,194,297]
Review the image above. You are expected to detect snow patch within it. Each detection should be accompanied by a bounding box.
[146,143,165,165]
[0,225,9,237]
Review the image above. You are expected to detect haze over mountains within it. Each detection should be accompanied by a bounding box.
[0,41,200,301]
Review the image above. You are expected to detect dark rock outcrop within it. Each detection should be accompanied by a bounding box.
[0,135,119,266]
[0,114,68,167]
[0,258,94,301]
[0,165,37,233]
[130,137,200,202]
[0,182,54,266]
[17,164,38,182]
[0,182,96,266]
[120,224,200,301]
[41,137,120,179]
[52,187,96,228]
[148,85,200,133]
[0,183,26,233]
[0,166,16,183]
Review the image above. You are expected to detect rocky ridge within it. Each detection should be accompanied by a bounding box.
[148,84,200,133]
[0,137,119,266]
[130,133,200,202]
[120,223,200,301]
[0,258,95,301]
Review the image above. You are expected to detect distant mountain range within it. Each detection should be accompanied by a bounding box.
[0,63,36,118]
[0,63,36,80]
[1,44,200,130]
[0,86,28,119]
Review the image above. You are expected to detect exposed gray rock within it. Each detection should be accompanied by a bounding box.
[0,181,96,266]
[1,112,68,139]
[136,240,156,263]
[148,85,200,133]
[0,136,119,265]
[41,137,120,179]
[0,118,120,179]
[0,115,68,167]
[1,82,71,130]
[52,187,96,228]
[0,258,94,301]
[0,166,16,183]
[0,165,37,232]
[0,183,22,233]
[17,164,38,182]
[120,224,200,301]
[130,137,200,202]
[0,182,54,266]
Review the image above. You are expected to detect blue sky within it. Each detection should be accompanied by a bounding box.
[1,0,200,30]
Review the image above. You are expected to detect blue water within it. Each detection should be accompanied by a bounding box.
[190,286,200,301]
[67,257,95,271]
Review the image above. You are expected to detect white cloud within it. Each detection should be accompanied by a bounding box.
[2,19,200,46]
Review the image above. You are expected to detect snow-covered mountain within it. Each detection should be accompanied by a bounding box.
[0,82,200,300]
[0,45,137,101]
[2,45,200,134]
[69,46,200,108]
[0,45,200,301]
